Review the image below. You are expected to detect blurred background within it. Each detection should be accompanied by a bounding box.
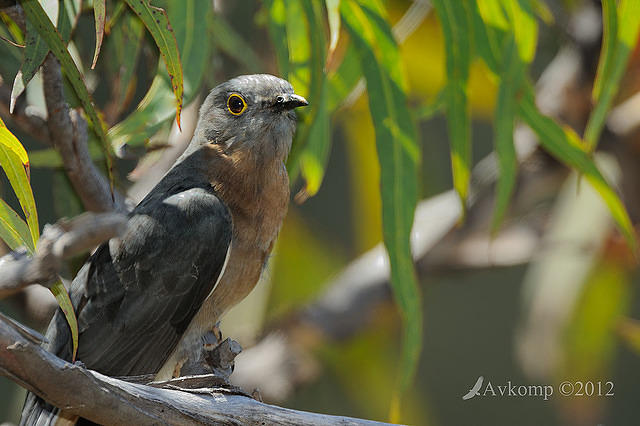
[2,0,640,425]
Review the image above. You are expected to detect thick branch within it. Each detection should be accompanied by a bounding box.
[41,54,127,213]
[0,212,127,298]
[0,315,392,425]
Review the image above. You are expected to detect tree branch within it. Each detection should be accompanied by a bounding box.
[0,314,393,425]
[41,53,127,213]
[0,212,127,298]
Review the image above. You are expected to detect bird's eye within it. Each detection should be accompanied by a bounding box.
[227,94,247,115]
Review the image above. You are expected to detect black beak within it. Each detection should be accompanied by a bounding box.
[276,93,309,109]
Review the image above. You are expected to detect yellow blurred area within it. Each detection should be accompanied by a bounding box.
[266,208,346,319]
[396,10,497,118]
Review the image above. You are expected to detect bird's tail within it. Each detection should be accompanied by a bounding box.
[19,392,63,426]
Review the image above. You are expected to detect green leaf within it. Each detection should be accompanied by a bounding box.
[0,116,29,166]
[518,85,637,253]
[585,0,640,151]
[325,0,341,65]
[287,0,332,197]
[265,0,290,79]
[50,280,78,361]
[11,0,80,112]
[91,0,106,69]
[105,9,145,110]
[564,259,630,379]
[297,81,330,199]
[124,0,184,128]
[110,0,210,149]
[0,117,38,248]
[432,0,472,212]
[491,36,524,231]
[501,0,537,63]
[0,198,34,252]
[19,0,114,189]
[341,0,421,419]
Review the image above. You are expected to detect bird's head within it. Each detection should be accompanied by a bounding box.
[191,74,308,161]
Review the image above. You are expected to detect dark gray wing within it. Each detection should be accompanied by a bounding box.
[43,185,232,376]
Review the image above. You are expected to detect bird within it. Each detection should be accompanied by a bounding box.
[20,74,308,425]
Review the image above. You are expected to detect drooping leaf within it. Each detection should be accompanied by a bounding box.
[50,280,79,361]
[501,0,537,63]
[265,0,290,79]
[124,0,184,128]
[19,0,113,189]
[0,198,34,252]
[289,0,331,198]
[297,80,330,199]
[0,117,38,248]
[0,117,29,167]
[110,0,209,149]
[91,0,106,69]
[432,0,472,213]
[563,259,631,380]
[10,0,79,113]
[341,1,421,420]
[585,0,640,151]
[325,0,341,66]
[491,36,524,231]
[518,85,637,252]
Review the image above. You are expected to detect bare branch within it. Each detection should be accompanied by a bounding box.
[41,54,127,213]
[0,212,127,298]
[0,76,50,145]
[0,315,393,425]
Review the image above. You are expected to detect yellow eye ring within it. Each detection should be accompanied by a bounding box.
[227,94,247,115]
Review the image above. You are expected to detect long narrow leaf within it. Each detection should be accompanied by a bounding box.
[291,0,332,197]
[585,0,640,150]
[0,117,38,247]
[0,106,78,361]
[501,0,538,63]
[592,0,617,103]
[124,0,183,128]
[19,0,113,188]
[518,86,637,252]
[110,0,209,149]
[492,36,524,231]
[325,0,341,67]
[10,0,78,113]
[0,198,34,252]
[91,0,106,69]
[432,0,472,212]
[341,1,421,420]
[265,0,290,79]
[50,281,79,361]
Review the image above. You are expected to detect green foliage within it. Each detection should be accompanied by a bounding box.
[1,1,640,422]
[109,0,209,149]
[432,0,472,212]
[0,117,78,361]
[585,0,640,150]
[123,0,184,128]
[340,2,421,417]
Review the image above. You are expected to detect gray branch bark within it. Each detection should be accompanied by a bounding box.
[0,314,393,425]
[41,54,127,213]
